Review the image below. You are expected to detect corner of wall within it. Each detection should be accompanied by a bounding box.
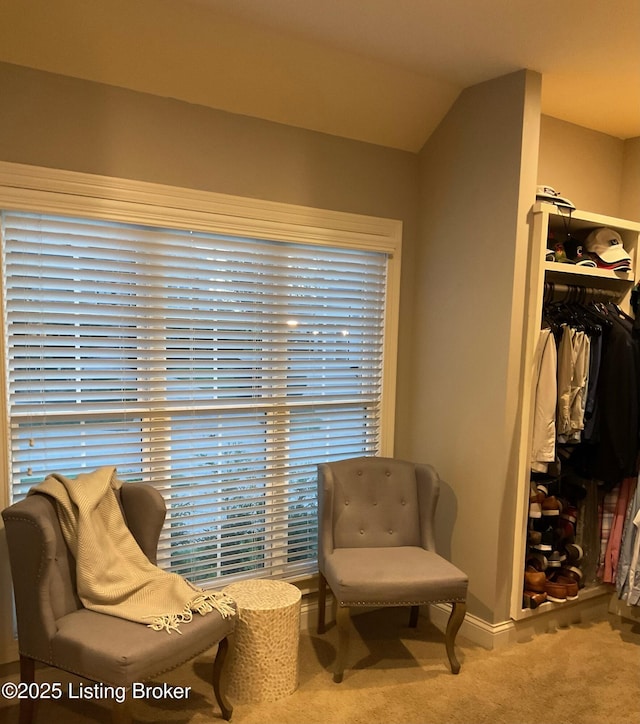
[409,68,542,626]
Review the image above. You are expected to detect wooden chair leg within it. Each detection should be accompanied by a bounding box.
[19,655,35,724]
[212,636,233,721]
[317,572,327,634]
[333,605,351,683]
[408,605,420,628]
[445,601,466,674]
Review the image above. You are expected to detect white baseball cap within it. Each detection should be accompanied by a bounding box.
[536,185,575,211]
[584,227,630,264]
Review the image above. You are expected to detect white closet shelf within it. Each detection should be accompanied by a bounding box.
[544,261,635,285]
[513,582,612,621]
[534,202,640,234]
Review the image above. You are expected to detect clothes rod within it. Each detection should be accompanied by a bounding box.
[543,282,623,304]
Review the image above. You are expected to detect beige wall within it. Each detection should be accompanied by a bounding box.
[410,70,541,624]
[621,136,640,222]
[0,61,421,456]
[537,115,626,218]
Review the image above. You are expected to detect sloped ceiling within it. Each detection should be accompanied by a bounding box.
[0,0,638,151]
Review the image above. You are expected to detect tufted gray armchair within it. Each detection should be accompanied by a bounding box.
[2,483,235,724]
[317,456,468,682]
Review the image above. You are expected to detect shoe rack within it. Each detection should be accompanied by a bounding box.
[510,202,640,621]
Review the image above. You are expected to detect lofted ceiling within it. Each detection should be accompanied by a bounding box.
[0,0,639,152]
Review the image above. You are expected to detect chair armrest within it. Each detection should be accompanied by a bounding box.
[317,463,336,573]
[119,483,166,565]
[2,495,73,662]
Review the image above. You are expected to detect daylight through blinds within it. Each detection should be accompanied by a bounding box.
[2,210,388,585]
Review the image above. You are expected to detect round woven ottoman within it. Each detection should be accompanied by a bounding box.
[222,579,302,703]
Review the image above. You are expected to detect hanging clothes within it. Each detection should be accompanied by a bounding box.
[556,325,590,444]
[530,294,640,599]
[530,327,557,473]
[574,304,640,487]
[616,476,640,605]
[598,476,637,583]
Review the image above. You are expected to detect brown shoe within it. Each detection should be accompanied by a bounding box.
[559,565,583,587]
[523,590,548,609]
[525,567,547,593]
[527,529,543,547]
[544,579,567,603]
[554,575,578,600]
[564,543,584,563]
[527,552,548,571]
[541,496,562,516]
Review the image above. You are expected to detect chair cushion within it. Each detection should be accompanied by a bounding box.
[51,607,235,686]
[324,546,468,606]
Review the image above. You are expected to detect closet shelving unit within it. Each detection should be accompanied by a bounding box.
[510,201,640,621]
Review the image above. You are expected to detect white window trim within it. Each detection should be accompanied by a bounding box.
[0,160,402,663]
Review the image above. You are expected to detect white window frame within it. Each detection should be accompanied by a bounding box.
[0,161,402,663]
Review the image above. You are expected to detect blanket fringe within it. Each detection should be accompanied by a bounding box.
[147,591,236,634]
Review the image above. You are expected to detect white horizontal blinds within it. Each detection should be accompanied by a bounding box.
[2,210,387,585]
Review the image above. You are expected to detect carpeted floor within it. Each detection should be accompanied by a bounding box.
[1,608,639,724]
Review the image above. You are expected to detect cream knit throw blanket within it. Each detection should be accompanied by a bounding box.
[30,466,235,633]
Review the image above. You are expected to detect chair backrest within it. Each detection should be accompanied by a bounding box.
[1,482,166,662]
[317,457,440,562]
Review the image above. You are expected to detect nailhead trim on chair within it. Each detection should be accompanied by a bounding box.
[5,515,57,661]
[21,636,229,688]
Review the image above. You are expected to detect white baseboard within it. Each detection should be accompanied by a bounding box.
[428,603,516,650]
[428,587,613,650]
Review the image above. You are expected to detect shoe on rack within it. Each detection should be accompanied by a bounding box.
[525,566,547,593]
[564,542,584,563]
[523,590,548,609]
[555,517,576,543]
[531,526,553,552]
[542,496,562,516]
[560,504,578,525]
[529,502,542,518]
[528,529,543,547]
[547,550,567,567]
[544,579,568,603]
[560,565,584,587]
[554,575,579,600]
[527,552,549,571]
[529,482,545,518]
[531,515,549,532]
[547,570,579,600]
[530,482,546,503]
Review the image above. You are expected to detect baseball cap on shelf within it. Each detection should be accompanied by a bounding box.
[536,185,576,211]
[584,227,631,267]
[563,237,597,267]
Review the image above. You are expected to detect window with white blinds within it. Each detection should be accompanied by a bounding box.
[1,204,395,586]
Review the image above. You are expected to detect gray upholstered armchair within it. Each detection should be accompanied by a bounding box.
[317,456,468,682]
[2,483,235,723]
